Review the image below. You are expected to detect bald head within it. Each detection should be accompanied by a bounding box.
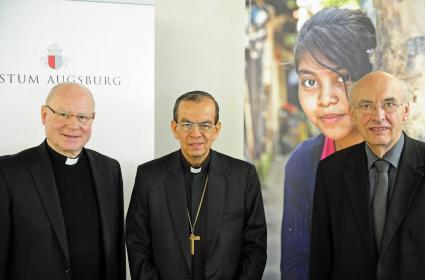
[349,71,406,104]
[46,83,95,109]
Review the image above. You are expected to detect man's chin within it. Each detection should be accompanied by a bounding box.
[189,151,206,157]
[61,145,83,155]
[367,135,390,144]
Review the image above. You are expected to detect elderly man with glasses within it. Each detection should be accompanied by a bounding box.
[309,71,425,280]
[126,90,267,280]
[0,82,126,280]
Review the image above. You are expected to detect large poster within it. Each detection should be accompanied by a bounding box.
[245,0,425,279]
[0,0,155,209]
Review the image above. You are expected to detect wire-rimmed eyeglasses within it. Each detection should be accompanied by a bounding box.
[354,100,403,114]
[45,105,95,124]
[177,121,216,133]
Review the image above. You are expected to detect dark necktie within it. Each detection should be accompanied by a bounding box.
[373,160,390,251]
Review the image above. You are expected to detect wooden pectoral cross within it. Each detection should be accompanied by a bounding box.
[189,233,200,255]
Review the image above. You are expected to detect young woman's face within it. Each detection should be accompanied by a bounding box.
[297,54,355,140]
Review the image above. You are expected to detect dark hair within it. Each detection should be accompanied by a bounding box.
[294,8,376,81]
[173,90,220,124]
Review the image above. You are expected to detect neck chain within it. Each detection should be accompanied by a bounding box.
[187,175,208,255]
[187,175,208,233]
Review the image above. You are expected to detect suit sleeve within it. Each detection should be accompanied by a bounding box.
[309,163,333,280]
[0,169,11,279]
[126,166,160,280]
[238,165,267,280]
[115,162,126,280]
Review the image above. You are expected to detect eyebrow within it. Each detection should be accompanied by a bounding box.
[298,67,348,76]
[358,100,374,104]
[297,69,315,75]
[179,118,213,124]
[49,106,93,116]
[358,98,398,102]
[383,97,397,102]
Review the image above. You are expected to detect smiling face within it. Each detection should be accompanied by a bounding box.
[171,98,221,167]
[297,54,361,148]
[41,84,95,158]
[350,71,409,157]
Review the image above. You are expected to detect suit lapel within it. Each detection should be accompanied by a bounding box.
[29,143,70,262]
[86,150,112,266]
[206,151,227,256]
[344,144,377,260]
[165,152,191,270]
[380,136,425,253]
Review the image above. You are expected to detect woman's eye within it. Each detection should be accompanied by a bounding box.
[337,74,351,83]
[301,79,316,88]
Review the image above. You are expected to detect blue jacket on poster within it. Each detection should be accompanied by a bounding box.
[281,134,324,280]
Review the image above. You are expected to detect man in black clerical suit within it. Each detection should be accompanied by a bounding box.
[126,91,267,280]
[0,83,125,280]
[310,71,425,280]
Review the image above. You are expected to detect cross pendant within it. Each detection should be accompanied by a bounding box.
[189,233,200,255]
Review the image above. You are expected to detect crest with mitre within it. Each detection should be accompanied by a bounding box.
[40,44,69,69]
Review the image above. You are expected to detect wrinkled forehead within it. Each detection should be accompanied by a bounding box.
[49,86,95,111]
[351,76,404,103]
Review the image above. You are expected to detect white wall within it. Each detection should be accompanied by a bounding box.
[155,0,245,159]
[0,0,154,216]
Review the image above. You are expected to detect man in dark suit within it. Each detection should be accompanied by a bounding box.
[309,71,425,279]
[0,83,125,280]
[126,91,267,280]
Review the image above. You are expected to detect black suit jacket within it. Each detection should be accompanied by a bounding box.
[126,150,267,280]
[310,134,425,280]
[0,143,126,280]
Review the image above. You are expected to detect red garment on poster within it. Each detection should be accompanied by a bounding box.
[320,136,335,160]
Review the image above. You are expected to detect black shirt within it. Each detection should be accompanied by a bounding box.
[180,152,210,280]
[47,143,104,280]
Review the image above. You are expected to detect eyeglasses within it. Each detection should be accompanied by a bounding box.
[45,105,95,124]
[354,101,403,114]
[177,122,216,133]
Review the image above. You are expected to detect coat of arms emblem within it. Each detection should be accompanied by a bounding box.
[40,44,69,69]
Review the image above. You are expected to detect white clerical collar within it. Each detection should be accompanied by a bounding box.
[190,166,202,174]
[65,157,79,165]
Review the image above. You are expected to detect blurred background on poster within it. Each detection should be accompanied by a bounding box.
[245,0,425,278]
